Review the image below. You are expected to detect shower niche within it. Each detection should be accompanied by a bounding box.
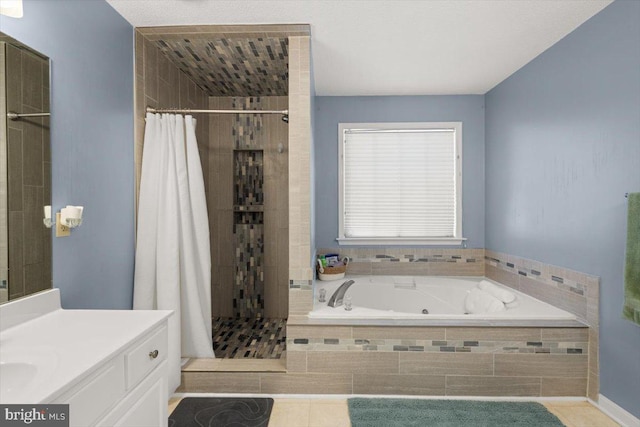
[233,149,265,318]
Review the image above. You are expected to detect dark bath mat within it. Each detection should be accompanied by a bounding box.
[169,397,274,427]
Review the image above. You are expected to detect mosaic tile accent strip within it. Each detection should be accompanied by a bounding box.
[318,248,484,264]
[234,222,264,318]
[289,280,313,290]
[484,254,595,297]
[233,97,265,149]
[286,338,587,355]
[212,317,286,359]
[234,150,264,207]
[154,37,288,96]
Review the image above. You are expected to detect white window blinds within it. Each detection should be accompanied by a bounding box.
[339,123,462,244]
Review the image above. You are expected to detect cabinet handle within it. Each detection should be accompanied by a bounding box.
[149,349,159,359]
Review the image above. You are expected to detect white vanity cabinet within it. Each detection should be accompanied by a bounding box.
[0,290,173,427]
[53,324,169,427]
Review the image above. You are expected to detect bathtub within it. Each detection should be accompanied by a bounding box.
[309,275,576,321]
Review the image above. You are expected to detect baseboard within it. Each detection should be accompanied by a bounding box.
[593,394,640,427]
[174,392,585,402]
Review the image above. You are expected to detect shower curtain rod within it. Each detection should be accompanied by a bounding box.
[146,106,288,115]
[7,111,51,120]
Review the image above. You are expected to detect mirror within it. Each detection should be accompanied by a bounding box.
[0,32,51,304]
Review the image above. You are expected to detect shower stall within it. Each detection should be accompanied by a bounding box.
[208,96,289,359]
[134,27,306,362]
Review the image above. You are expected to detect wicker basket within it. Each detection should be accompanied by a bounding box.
[317,258,349,281]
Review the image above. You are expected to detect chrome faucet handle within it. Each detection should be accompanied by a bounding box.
[327,279,355,308]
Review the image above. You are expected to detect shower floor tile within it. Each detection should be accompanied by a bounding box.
[212,317,286,359]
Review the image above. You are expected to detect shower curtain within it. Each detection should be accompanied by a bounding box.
[134,113,214,394]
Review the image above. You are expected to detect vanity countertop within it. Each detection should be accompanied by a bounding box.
[0,290,172,404]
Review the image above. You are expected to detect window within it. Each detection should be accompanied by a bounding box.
[338,122,464,245]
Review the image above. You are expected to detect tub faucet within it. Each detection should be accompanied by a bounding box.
[327,280,355,307]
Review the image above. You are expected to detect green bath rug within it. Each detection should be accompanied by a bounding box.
[348,398,564,427]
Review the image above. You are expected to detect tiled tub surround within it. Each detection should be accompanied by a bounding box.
[276,249,599,399]
[286,325,589,397]
[484,250,598,326]
[484,250,600,401]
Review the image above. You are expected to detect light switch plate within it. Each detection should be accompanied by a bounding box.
[56,212,70,237]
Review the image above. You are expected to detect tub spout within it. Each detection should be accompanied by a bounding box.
[327,280,355,307]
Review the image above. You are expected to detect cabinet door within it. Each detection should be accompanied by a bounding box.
[52,356,125,427]
[97,361,168,427]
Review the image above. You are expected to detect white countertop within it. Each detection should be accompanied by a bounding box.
[0,291,172,404]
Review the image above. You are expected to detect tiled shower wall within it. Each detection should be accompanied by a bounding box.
[286,36,314,319]
[208,96,289,319]
[287,36,313,282]
[2,42,51,301]
[134,31,210,216]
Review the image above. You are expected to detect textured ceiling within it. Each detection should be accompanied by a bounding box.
[108,0,613,95]
[153,37,288,96]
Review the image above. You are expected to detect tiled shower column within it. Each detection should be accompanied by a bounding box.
[287,35,314,315]
[233,98,265,318]
[233,152,265,318]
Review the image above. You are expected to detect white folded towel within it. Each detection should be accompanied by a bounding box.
[505,300,519,309]
[478,280,517,304]
[464,288,506,314]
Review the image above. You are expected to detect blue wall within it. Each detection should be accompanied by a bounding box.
[485,0,640,417]
[1,0,135,309]
[314,95,485,249]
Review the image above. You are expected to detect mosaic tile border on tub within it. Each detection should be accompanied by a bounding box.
[289,280,312,290]
[287,338,587,355]
[484,253,596,297]
[318,249,484,264]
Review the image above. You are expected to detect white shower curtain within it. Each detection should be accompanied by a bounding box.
[134,113,214,394]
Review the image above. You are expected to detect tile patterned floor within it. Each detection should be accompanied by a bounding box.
[268,400,622,427]
[170,398,622,427]
[543,401,621,427]
[212,317,286,359]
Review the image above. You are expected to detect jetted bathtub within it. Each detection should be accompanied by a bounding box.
[309,275,577,321]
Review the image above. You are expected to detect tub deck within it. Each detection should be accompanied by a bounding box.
[308,275,585,327]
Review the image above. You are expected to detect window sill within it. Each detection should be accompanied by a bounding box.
[336,237,467,246]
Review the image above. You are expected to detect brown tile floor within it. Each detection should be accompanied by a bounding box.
[169,398,622,427]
